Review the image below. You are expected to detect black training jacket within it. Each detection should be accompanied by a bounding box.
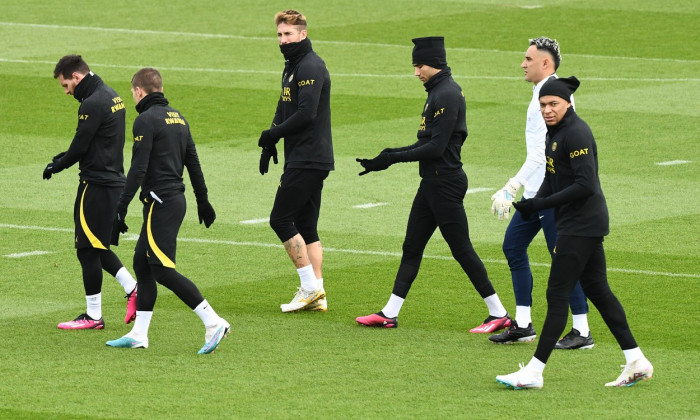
[53,73,126,187]
[118,93,208,208]
[386,67,468,178]
[269,38,334,171]
[536,107,609,237]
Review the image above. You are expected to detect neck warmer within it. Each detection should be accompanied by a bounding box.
[73,72,102,103]
[423,66,452,91]
[135,92,169,114]
[280,37,313,63]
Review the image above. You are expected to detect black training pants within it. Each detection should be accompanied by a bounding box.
[391,170,496,299]
[534,235,638,363]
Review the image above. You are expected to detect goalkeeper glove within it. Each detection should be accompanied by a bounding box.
[490,178,522,220]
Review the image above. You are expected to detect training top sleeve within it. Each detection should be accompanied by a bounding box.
[53,100,104,171]
[184,133,208,202]
[268,60,325,140]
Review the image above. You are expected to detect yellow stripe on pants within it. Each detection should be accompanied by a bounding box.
[146,201,175,268]
[79,183,107,250]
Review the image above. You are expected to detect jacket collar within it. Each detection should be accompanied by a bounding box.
[423,66,452,91]
[135,92,169,114]
[73,72,102,103]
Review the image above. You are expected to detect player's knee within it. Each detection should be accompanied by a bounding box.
[133,253,149,278]
[269,216,296,242]
[297,227,319,244]
[150,265,176,285]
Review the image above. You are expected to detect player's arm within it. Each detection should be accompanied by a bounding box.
[267,62,325,141]
[53,101,104,172]
[184,131,215,228]
[184,133,208,202]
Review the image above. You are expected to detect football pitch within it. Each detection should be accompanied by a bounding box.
[1,0,698,418]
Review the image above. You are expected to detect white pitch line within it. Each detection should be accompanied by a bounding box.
[4,250,54,258]
[1,21,699,64]
[0,223,697,279]
[0,57,697,83]
[466,187,493,195]
[240,218,270,225]
[353,202,389,209]
[655,160,692,166]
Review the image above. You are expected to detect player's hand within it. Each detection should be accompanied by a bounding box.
[115,209,128,233]
[52,151,66,163]
[490,178,522,220]
[43,163,55,180]
[356,153,392,176]
[513,198,540,220]
[259,146,278,175]
[490,195,512,220]
[197,199,216,228]
[258,130,277,148]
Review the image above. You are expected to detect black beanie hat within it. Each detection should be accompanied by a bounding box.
[539,76,580,101]
[412,37,447,69]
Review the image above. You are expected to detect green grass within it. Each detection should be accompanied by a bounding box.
[1,0,699,418]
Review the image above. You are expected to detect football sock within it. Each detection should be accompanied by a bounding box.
[381,294,404,318]
[515,305,532,328]
[297,265,318,291]
[194,299,220,327]
[130,311,152,337]
[483,293,508,318]
[86,293,102,320]
[115,267,137,295]
[623,347,644,364]
[571,314,590,336]
[317,277,324,291]
[526,357,546,374]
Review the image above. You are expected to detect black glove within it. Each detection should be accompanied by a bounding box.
[43,163,55,180]
[258,130,277,148]
[259,146,278,175]
[356,153,392,176]
[197,200,216,228]
[513,198,544,220]
[115,208,128,234]
[52,151,66,163]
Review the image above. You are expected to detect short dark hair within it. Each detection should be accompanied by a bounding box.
[131,68,163,93]
[53,54,90,79]
[529,37,561,70]
[275,10,307,29]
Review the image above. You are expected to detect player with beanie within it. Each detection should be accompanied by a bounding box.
[496,76,653,389]
[355,37,510,333]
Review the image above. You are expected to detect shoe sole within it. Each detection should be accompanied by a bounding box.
[470,319,511,333]
[605,372,653,387]
[496,379,543,390]
[356,320,397,328]
[280,291,326,313]
[555,343,594,350]
[57,324,104,330]
[490,335,536,344]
